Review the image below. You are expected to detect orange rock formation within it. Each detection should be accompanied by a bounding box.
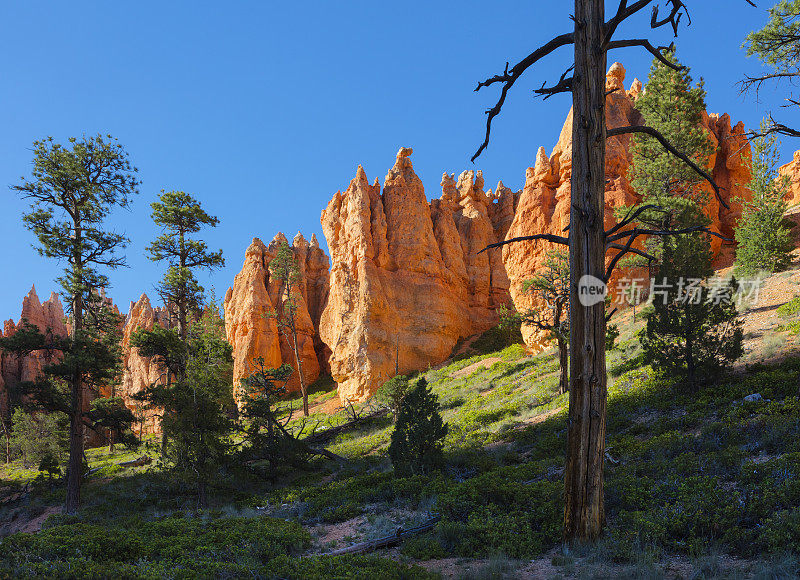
[502,63,752,347]
[118,294,171,435]
[319,147,516,403]
[224,233,329,402]
[1,287,69,416]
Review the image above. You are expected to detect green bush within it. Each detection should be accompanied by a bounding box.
[389,378,448,477]
[376,375,411,421]
[9,408,68,468]
[777,295,800,317]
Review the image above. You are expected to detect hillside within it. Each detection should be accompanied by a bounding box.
[1,257,800,578]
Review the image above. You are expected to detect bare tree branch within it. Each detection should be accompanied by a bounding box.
[607,125,729,209]
[651,0,690,36]
[605,204,669,238]
[535,66,575,100]
[606,225,731,245]
[472,32,574,161]
[479,233,569,254]
[607,39,680,70]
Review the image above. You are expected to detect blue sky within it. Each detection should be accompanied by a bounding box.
[0,1,794,320]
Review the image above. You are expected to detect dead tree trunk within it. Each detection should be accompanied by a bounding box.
[564,0,608,541]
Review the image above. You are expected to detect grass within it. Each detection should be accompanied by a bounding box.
[2,292,800,577]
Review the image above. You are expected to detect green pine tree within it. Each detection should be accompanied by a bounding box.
[742,1,800,136]
[140,190,225,450]
[133,300,234,508]
[734,125,794,276]
[269,238,310,416]
[9,135,139,513]
[388,378,448,476]
[641,237,743,391]
[625,52,716,266]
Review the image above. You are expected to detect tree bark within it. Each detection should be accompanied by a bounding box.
[558,335,570,395]
[564,0,608,542]
[66,219,84,514]
[292,326,309,416]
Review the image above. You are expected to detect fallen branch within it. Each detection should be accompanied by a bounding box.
[323,514,442,556]
[302,408,389,445]
[118,455,153,468]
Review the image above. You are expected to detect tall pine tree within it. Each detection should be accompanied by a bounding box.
[269,239,310,416]
[627,52,716,267]
[10,135,139,513]
[735,125,794,276]
[141,190,225,448]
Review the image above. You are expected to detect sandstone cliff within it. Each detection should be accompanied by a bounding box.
[779,150,800,208]
[502,63,752,347]
[224,233,329,402]
[320,148,515,403]
[118,294,171,436]
[0,287,69,418]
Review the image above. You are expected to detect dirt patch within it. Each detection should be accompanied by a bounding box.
[452,357,502,378]
[520,407,561,427]
[307,395,343,416]
[0,505,61,537]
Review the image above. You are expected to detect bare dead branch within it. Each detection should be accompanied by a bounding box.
[604,0,653,43]
[651,0,690,36]
[607,125,729,209]
[605,204,668,238]
[472,32,574,161]
[479,233,569,254]
[607,39,680,70]
[535,66,575,100]
[606,225,731,245]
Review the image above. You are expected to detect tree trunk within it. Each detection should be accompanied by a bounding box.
[685,328,696,392]
[66,227,85,514]
[558,335,570,395]
[564,0,608,542]
[292,328,309,416]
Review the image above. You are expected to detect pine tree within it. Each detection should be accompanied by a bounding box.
[146,190,225,343]
[735,126,794,276]
[742,1,800,137]
[517,250,570,395]
[143,190,224,448]
[641,237,744,391]
[238,360,305,478]
[133,301,234,508]
[388,378,448,476]
[9,135,139,513]
[269,239,310,416]
[627,52,716,264]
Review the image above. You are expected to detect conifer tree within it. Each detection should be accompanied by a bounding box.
[269,239,310,416]
[9,134,139,513]
[517,250,571,395]
[641,237,744,391]
[146,190,225,343]
[141,190,224,447]
[743,1,800,138]
[735,127,794,276]
[133,301,234,508]
[627,52,716,265]
[388,378,447,476]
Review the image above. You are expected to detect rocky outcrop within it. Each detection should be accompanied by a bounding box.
[224,233,329,402]
[779,150,800,208]
[502,63,752,348]
[1,287,69,413]
[319,148,515,403]
[118,294,170,436]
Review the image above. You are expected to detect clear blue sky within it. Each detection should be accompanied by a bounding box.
[0,1,793,320]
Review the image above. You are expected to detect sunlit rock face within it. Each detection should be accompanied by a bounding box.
[320,147,515,404]
[502,62,752,349]
[224,234,329,403]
